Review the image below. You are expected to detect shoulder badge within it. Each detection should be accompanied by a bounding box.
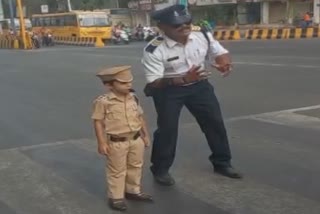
[192,24,211,33]
[145,36,164,53]
[93,94,107,104]
[97,94,107,100]
[191,25,201,32]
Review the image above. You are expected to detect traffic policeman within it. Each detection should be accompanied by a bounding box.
[142,4,242,186]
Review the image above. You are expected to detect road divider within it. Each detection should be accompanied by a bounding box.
[53,36,104,48]
[191,25,241,40]
[0,35,19,49]
[245,28,288,39]
[245,27,320,40]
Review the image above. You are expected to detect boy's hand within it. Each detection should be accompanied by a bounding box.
[98,143,110,155]
[142,135,151,147]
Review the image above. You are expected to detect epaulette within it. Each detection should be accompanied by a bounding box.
[192,25,211,33]
[100,94,109,99]
[145,36,164,53]
[93,94,107,103]
[191,25,201,31]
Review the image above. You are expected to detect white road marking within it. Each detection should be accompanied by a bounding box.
[182,104,320,130]
[3,139,90,152]
[233,61,320,69]
[1,105,319,152]
[228,104,320,130]
[238,54,320,60]
[69,51,320,69]
[174,167,320,214]
[1,138,320,214]
[0,150,108,214]
[64,51,320,69]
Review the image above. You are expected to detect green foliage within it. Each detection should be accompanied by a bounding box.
[71,0,109,10]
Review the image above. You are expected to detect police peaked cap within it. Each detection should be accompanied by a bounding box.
[151,4,192,25]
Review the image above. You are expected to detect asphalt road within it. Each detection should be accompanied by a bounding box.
[0,39,320,214]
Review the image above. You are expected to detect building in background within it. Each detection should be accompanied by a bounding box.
[266,0,313,24]
[152,0,261,26]
[0,0,4,20]
[0,0,317,28]
[154,0,175,9]
[187,0,261,26]
[151,0,317,26]
[128,0,153,26]
[98,8,132,26]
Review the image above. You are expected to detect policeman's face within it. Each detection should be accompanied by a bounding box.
[160,21,192,39]
[107,81,133,95]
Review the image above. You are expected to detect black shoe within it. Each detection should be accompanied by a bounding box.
[108,199,127,211]
[150,167,175,186]
[214,167,243,179]
[125,192,153,202]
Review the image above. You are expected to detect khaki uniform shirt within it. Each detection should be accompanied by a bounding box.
[91,92,143,135]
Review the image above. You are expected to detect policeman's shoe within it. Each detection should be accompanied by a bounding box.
[125,192,153,202]
[214,167,243,179]
[150,166,175,186]
[153,172,175,186]
[108,199,127,212]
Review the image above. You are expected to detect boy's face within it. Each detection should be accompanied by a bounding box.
[107,80,133,95]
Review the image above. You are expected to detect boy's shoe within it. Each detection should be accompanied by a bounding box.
[108,199,127,211]
[125,192,153,202]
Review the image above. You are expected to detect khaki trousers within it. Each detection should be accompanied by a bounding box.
[106,137,145,199]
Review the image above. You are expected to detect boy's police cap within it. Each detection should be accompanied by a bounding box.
[96,66,133,83]
[151,4,192,25]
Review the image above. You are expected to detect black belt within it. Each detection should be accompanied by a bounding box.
[109,132,140,142]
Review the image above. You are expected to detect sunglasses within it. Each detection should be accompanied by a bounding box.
[171,21,192,29]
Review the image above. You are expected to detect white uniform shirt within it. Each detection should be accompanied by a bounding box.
[142,31,229,83]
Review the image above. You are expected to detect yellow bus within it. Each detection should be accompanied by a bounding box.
[31,11,112,40]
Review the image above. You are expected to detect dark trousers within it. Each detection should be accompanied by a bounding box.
[151,80,231,175]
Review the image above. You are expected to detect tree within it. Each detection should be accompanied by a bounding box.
[22,0,58,14]
[47,0,58,12]
[70,0,110,10]
[96,0,106,8]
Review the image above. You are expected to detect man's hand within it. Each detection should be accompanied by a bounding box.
[212,53,233,77]
[184,65,209,83]
[212,64,232,77]
[98,143,110,156]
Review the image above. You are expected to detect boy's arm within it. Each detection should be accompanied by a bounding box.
[93,119,110,155]
[91,98,109,155]
[93,119,107,145]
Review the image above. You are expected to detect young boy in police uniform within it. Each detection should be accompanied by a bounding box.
[92,65,153,211]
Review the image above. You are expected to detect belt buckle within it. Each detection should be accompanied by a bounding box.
[109,132,140,142]
[109,135,126,142]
